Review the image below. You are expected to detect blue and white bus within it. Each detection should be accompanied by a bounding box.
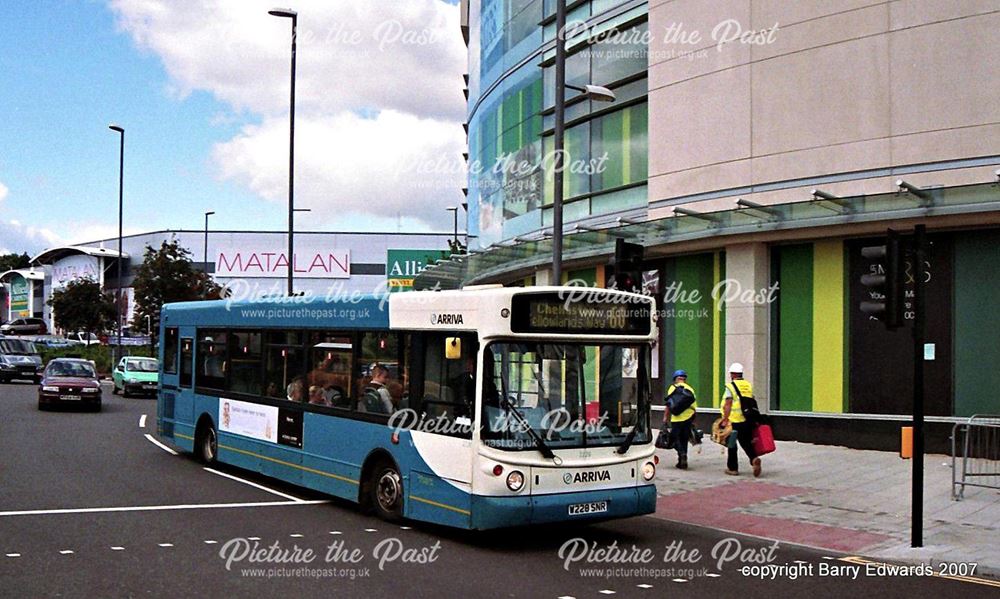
[156,286,658,529]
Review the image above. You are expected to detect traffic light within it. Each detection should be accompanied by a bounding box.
[613,238,644,293]
[860,229,903,329]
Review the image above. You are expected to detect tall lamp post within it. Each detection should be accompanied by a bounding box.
[268,7,298,296]
[203,211,215,297]
[551,0,616,284]
[108,124,125,360]
[446,206,459,248]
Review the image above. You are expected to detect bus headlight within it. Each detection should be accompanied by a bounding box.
[506,470,525,492]
[641,462,656,481]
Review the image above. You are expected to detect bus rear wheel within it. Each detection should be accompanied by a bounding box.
[196,423,218,464]
[371,461,404,521]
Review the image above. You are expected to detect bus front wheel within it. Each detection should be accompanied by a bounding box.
[196,423,218,464]
[371,461,404,521]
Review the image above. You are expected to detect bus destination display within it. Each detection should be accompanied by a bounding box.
[510,294,651,335]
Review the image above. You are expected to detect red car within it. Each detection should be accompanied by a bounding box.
[38,358,102,411]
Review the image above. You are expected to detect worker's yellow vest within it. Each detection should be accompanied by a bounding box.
[727,379,754,424]
[666,382,696,422]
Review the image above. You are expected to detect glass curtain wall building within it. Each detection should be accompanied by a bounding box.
[465,0,649,249]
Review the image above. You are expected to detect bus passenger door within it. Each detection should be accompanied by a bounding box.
[403,333,476,526]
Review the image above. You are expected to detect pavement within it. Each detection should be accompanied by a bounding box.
[651,433,1000,578]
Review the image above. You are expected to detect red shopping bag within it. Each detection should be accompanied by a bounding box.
[752,424,776,455]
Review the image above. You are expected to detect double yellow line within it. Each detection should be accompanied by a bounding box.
[839,556,1000,588]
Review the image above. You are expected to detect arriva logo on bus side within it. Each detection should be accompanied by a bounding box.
[429,313,464,325]
[563,470,612,484]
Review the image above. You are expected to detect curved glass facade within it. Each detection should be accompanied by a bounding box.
[466,0,649,249]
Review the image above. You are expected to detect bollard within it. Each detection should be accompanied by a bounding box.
[900,426,913,459]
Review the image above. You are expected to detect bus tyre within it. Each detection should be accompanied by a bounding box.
[196,424,218,464]
[371,461,404,521]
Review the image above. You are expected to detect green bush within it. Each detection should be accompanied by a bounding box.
[38,345,155,376]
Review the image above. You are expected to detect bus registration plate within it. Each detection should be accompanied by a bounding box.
[568,501,608,516]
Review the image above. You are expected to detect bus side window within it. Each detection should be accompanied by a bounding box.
[197,330,228,390]
[179,338,193,388]
[163,328,179,374]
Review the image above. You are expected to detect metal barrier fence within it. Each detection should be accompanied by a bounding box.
[952,414,1000,500]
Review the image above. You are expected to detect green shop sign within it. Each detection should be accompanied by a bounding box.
[386,249,450,292]
[9,275,29,315]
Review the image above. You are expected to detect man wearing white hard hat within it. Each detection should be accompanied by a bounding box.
[720,362,762,477]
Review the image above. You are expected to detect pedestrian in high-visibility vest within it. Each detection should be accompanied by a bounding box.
[720,362,762,477]
[663,370,696,470]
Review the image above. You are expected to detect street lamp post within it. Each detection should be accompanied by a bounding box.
[551,0,616,284]
[108,124,125,361]
[446,206,459,247]
[269,7,298,296]
[203,211,215,297]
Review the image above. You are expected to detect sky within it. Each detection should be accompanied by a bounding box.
[0,0,467,256]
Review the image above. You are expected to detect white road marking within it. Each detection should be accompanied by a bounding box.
[59,550,74,555]
[364,528,377,533]
[0,499,329,518]
[671,579,688,583]
[636,584,653,589]
[139,414,147,428]
[598,591,616,595]
[158,543,174,548]
[248,537,261,541]
[204,540,218,545]
[706,573,721,578]
[329,531,342,535]
[399,526,412,530]
[5,553,21,558]
[111,547,125,551]
[290,533,303,538]
[557,596,576,599]
[144,433,178,455]
[203,467,303,502]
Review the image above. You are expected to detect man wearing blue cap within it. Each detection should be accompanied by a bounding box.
[663,369,697,469]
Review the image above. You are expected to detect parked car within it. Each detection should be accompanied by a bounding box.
[0,318,48,335]
[112,357,160,398]
[66,332,101,346]
[0,337,43,383]
[38,358,102,411]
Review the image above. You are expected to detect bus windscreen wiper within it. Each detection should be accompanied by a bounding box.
[500,396,559,462]
[616,428,638,454]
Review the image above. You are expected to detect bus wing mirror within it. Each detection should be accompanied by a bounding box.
[445,337,462,360]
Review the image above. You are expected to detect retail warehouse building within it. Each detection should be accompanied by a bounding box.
[1,229,455,335]
[420,0,1000,448]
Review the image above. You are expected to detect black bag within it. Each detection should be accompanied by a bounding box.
[655,428,671,449]
[730,383,761,424]
[666,386,696,414]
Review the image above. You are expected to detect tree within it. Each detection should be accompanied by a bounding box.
[0,252,30,273]
[47,277,116,337]
[132,239,221,344]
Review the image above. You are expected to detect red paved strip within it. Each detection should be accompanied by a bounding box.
[653,482,891,553]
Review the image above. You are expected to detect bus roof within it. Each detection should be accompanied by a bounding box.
[161,286,655,340]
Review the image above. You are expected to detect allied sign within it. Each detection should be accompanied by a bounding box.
[386,249,450,292]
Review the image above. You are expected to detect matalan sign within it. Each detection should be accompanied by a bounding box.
[216,250,351,279]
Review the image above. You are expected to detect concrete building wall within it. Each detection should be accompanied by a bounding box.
[647,0,1000,214]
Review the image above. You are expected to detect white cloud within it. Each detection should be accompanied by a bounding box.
[0,180,8,203]
[109,0,469,231]
[212,110,466,224]
[109,0,465,121]
[0,220,61,256]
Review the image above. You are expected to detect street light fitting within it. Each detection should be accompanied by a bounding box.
[566,83,616,102]
[205,210,216,217]
[268,8,297,17]
[108,124,124,133]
